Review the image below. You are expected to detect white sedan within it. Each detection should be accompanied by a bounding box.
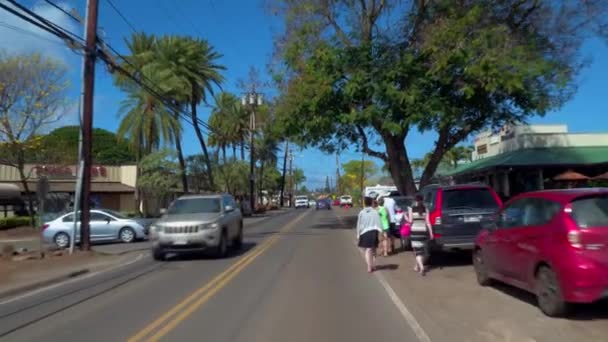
[42,209,149,249]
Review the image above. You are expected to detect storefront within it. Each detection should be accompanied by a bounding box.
[0,164,137,213]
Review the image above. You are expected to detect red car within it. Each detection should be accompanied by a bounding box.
[474,188,608,316]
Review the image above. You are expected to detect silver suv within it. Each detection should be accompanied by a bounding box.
[149,194,243,260]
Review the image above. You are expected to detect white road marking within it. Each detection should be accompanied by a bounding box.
[0,252,145,305]
[336,210,432,342]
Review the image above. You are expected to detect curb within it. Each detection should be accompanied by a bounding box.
[0,268,90,301]
[93,245,151,256]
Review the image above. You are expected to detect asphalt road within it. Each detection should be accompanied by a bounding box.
[0,208,420,342]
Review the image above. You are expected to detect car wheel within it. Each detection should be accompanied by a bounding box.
[473,249,493,286]
[536,266,568,317]
[233,223,243,249]
[215,230,228,258]
[54,232,70,249]
[119,227,136,243]
[152,247,165,261]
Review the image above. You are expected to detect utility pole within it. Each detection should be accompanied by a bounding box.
[79,0,99,251]
[280,141,289,207]
[241,92,262,213]
[360,150,365,207]
[288,150,294,207]
[336,153,341,195]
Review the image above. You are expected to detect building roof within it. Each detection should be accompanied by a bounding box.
[442,146,608,177]
[3,181,135,193]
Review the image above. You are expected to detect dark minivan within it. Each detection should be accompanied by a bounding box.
[420,183,502,253]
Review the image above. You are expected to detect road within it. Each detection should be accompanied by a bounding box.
[0,209,421,342]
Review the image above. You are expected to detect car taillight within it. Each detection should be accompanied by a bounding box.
[433,232,442,239]
[41,224,49,231]
[567,230,582,249]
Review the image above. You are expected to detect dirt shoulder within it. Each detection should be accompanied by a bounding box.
[0,250,134,300]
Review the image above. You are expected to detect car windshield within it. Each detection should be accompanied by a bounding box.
[168,198,221,214]
[442,188,499,210]
[395,197,415,208]
[571,195,608,228]
[296,196,307,200]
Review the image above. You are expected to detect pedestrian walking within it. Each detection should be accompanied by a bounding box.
[377,197,391,256]
[395,205,413,251]
[410,207,434,276]
[382,195,398,251]
[356,196,382,273]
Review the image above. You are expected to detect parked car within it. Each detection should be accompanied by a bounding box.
[309,199,317,207]
[339,195,353,207]
[239,198,253,217]
[316,198,331,210]
[420,183,502,253]
[333,198,341,206]
[42,209,148,249]
[149,194,243,260]
[474,188,608,317]
[294,195,309,209]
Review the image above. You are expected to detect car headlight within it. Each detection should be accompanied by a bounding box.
[150,225,162,234]
[200,222,219,230]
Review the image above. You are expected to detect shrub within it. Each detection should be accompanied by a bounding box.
[0,216,31,230]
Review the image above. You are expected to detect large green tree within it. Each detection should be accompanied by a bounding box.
[271,0,608,195]
[38,126,135,165]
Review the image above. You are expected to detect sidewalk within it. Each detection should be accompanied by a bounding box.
[336,208,608,342]
[0,250,138,300]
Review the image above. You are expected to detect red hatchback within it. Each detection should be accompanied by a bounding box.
[474,188,608,316]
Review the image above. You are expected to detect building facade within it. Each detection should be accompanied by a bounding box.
[444,124,608,199]
[0,164,138,213]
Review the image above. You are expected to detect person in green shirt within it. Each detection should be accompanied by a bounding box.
[377,197,391,257]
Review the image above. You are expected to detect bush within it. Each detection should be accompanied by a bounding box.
[0,216,31,230]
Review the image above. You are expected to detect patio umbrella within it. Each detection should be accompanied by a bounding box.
[592,171,608,180]
[553,170,590,181]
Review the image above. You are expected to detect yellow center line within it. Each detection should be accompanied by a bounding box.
[128,210,308,342]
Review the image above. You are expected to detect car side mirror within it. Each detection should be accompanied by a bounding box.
[106,218,111,224]
[225,205,234,213]
[159,208,167,215]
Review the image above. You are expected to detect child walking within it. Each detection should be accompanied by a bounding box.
[410,207,434,276]
[377,197,391,256]
[356,197,382,273]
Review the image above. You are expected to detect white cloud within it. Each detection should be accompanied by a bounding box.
[0,0,81,63]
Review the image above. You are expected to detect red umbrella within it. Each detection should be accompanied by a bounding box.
[553,170,590,181]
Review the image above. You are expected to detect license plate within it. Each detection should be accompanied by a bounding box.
[173,238,188,245]
[464,216,481,223]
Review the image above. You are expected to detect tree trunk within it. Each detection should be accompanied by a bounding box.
[174,135,189,193]
[240,140,245,160]
[222,144,227,164]
[232,144,237,161]
[419,131,451,188]
[17,161,36,227]
[190,92,214,189]
[258,161,265,204]
[383,135,417,195]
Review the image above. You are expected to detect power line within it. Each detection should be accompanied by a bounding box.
[5,0,84,42]
[0,21,72,46]
[103,0,137,33]
[43,0,81,23]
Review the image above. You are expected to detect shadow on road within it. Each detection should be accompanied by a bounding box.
[427,251,473,271]
[310,218,354,230]
[492,283,608,320]
[375,264,399,271]
[166,242,257,261]
[248,231,323,237]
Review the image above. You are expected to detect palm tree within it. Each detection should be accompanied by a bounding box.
[155,36,225,189]
[255,132,280,198]
[209,92,241,162]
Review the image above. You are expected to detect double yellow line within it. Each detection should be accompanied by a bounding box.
[128,211,307,342]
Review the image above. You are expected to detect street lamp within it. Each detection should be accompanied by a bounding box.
[242,91,263,213]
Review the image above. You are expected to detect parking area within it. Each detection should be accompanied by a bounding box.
[337,208,608,342]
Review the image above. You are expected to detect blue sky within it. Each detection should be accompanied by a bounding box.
[2,1,608,189]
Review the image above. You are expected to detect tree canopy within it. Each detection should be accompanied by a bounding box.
[271,0,608,195]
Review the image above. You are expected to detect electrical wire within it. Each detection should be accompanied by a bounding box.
[0,21,71,46]
[103,0,137,33]
[43,0,81,23]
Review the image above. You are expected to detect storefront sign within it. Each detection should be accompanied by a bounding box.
[34,165,107,178]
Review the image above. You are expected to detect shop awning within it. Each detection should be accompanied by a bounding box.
[441,146,608,177]
[0,183,23,205]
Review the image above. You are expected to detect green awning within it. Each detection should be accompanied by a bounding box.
[441,146,608,177]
